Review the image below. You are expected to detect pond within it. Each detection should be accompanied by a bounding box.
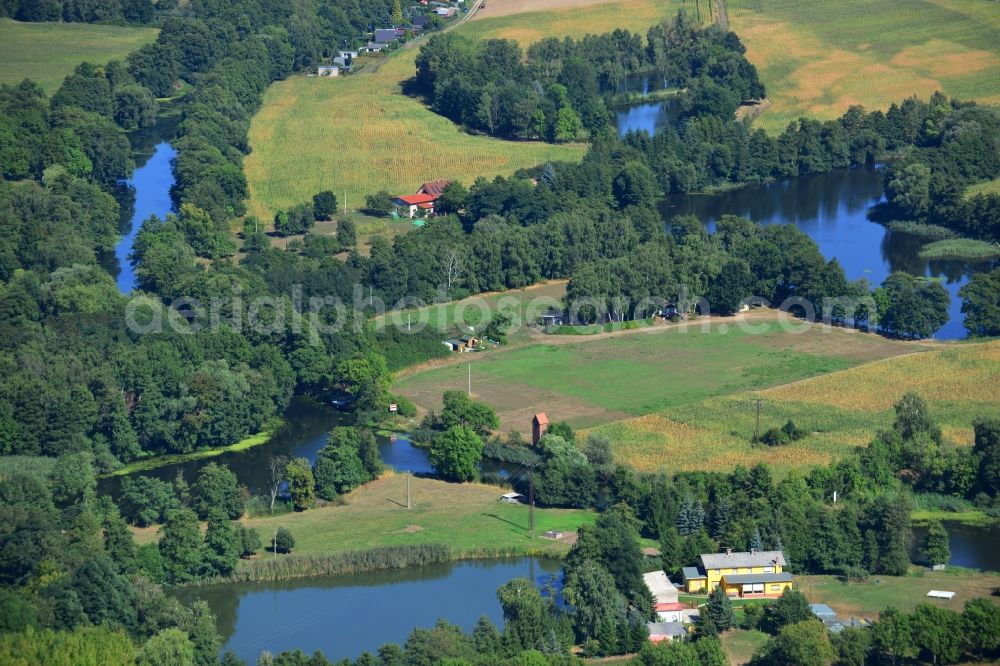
[174,557,562,663]
[660,167,991,339]
[911,522,1000,572]
[615,96,681,137]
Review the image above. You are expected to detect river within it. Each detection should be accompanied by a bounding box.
[614,99,993,339]
[174,557,562,663]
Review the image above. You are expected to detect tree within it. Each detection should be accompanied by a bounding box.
[909,604,963,665]
[392,0,404,24]
[613,161,657,210]
[273,527,295,554]
[563,560,629,655]
[430,426,484,482]
[313,191,338,220]
[136,628,195,666]
[870,607,912,666]
[337,217,356,249]
[120,475,179,526]
[750,620,835,666]
[762,588,812,634]
[706,585,735,631]
[267,455,288,513]
[202,510,240,577]
[236,525,261,558]
[158,508,203,584]
[708,259,755,315]
[962,597,1000,657]
[365,191,395,216]
[285,458,315,511]
[959,267,1000,337]
[439,391,499,434]
[497,577,548,651]
[191,463,243,520]
[973,416,1000,496]
[886,162,931,218]
[182,601,220,666]
[338,354,391,413]
[921,521,950,566]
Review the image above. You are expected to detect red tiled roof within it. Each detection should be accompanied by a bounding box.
[655,602,684,612]
[533,413,549,425]
[418,179,451,197]
[396,193,436,205]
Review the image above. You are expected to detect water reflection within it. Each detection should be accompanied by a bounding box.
[660,168,991,339]
[910,522,1000,572]
[174,557,562,662]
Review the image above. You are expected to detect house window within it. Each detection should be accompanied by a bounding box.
[763,567,774,573]
[770,585,781,591]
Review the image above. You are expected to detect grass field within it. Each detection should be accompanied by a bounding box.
[394,312,925,439]
[0,19,158,95]
[243,48,585,221]
[724,0,1000,132]
[465,0,672,44]
[720,629,769,665]
[591,338,1000,472]
[133,475,595,557]
[800,569,1000,618]
[966,176,1000,199]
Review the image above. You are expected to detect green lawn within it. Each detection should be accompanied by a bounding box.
[134,475,596,558]
[800,569,1000,618]
[721,629,769,666]
[395,313,922,437]
[0,19,158,95]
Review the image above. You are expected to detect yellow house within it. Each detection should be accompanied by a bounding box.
[720,572,794,598]
[683,549,788,594]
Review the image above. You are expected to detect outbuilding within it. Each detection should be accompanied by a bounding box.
[500,492,524,504]
[646,622,687,643]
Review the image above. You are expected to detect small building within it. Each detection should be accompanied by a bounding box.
[719,572,794,598]
[338,50,359,59]
[539,309,565,327]
[927,590,956,600]
[394,193,437,218]
[361,42,390,53]
[644,571,685,622]
[532,413,549,445]
[682,566,707,594]
[435,7,456,16]
[316,65,340,77]
[374,28,399,43]
[646,622,687,643]
[543,530,564,539]
[500,492,523,504]
[412,15,430,27]
[460,334,479,350]
[418,179,452,198]
[442,338,465,352]
[810,604,838,623]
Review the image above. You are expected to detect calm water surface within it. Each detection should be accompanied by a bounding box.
[911,522,1000,572]
[175,557,562,663]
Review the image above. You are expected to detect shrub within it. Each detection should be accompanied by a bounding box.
[390,394,417,417]
[272,527,295,554]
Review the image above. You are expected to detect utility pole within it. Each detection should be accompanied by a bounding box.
[529,469,535,539]
[407,472,411,509]
[752,398,763,442]
[273,528,278,559]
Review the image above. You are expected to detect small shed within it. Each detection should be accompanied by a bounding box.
[500,492,523,504]
[539,309,565,327]
[460,334,478,350]
[542,530,564,539]
[646,621,687,643]
[374,28,399,43]
[316,65,340,77]
[442,338,465,352]
[810,604,838,623]
[532,413,549,445]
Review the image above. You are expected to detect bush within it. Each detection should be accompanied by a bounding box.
[274,202,315,236]
[364,190,395,216]
[237,525,261,558]
[836,565,870,583]
[272,527,295,554]
[390,394,417,417]
[312,191,337,220]
[758,420,806,446]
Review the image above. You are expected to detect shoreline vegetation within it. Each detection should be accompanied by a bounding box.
[917,238,1000,261]
[911,509,1000,528]
[104,421,282,477]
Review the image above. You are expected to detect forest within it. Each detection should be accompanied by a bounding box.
[413,12,763,141]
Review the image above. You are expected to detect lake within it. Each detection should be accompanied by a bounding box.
[174,557,562,663]
[911,522,1000,572]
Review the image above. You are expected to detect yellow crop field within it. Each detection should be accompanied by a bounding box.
[244,49,585,221]
[723,0,1000,132]
[589,340,1000,473]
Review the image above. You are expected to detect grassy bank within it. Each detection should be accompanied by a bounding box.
[0,19,158,95]
[106,424,280,477]
[912,510,999,527]
[918,238,1000,261]
[591,339,1000,473]
[966,176,1000,199]
[395,312,923,437]
[887,221,956,240]
[723,0,1000,133]
[134,475,596,562]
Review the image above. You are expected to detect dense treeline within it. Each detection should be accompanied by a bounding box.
[0,0,159,24]
[0,452,226,662]
[413,12,764,140]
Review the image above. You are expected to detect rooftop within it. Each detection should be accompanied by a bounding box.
[721,572,794,585]
[682,566,706,580]
[643,571,679,603]
[646,622,686,637]
[533,412,549,425]
[419,179,451,197]
[810,603,837,619]
[700,550,786,570]
[396,193,437,205]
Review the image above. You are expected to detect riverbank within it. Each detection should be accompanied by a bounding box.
[912,509,1000,527]
[106,421,282,477]
[132,475,596,580]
